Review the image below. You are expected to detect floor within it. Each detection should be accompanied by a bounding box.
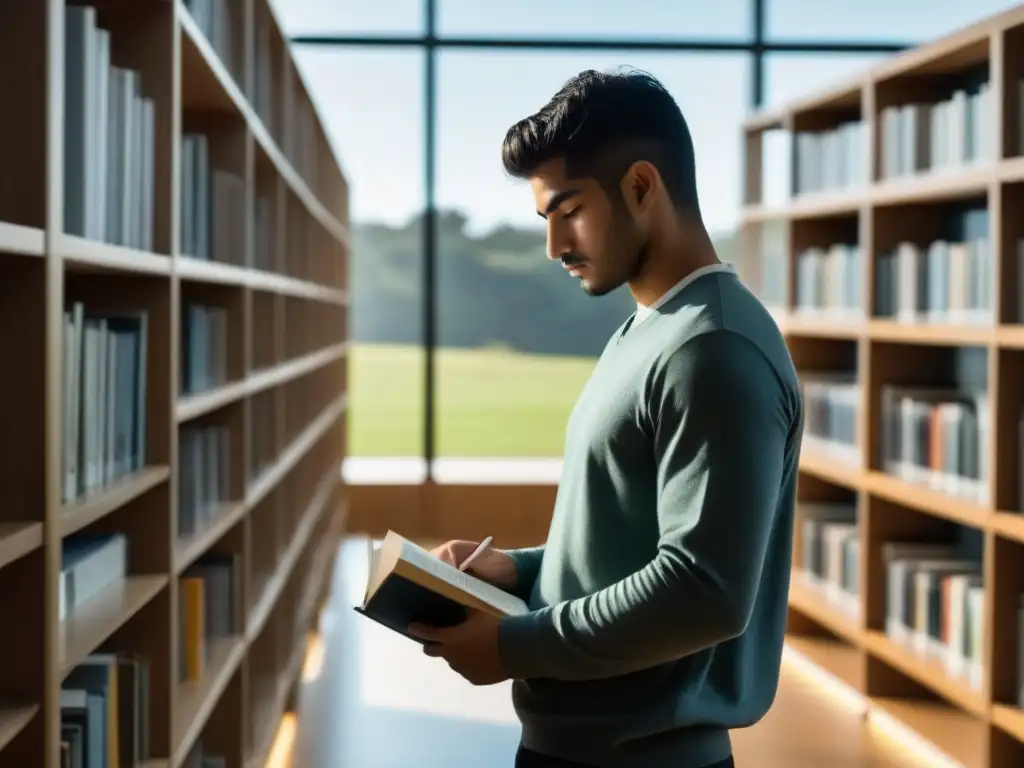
[285,537,939,768]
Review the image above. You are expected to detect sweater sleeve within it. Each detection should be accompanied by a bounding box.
[497,330,794,682]
[502,545,545,600]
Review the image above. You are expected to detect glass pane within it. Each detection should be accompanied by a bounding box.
[272,0,424,36]
[767,0,1018,43]
[294,49,426,473]
[437,0,752,40]
[764,52,887,110]
[435,52,749,464]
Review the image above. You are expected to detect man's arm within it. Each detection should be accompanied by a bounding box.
[501,546,545,600]
[497,330,794,682]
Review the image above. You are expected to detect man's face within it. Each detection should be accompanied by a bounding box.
[529,158,645,297]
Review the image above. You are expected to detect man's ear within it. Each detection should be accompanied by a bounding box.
[620,160,659,215]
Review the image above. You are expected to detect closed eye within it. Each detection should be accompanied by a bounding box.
[562,207,581,220]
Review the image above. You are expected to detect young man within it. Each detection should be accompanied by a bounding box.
[409,68,803,768]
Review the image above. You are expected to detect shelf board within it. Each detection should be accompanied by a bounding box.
[868,319,996,346]
[783,316,865,339]
[865,471,989,528]
[246,637,309,768]
[993,704,1024,744]
[55,234,171,275]
[0,522,42,571]
[798,452,864,489]
[992,512,1024,544]
[871,698,987,768]
[787,578,862,644]
[247,343,347,397]
[865,631,986,717]
[60,466,171,538]
[0,222,44,258]
[0,704,38,752]
[784,635,862,693]
[174,501,248,574]
[59,575,169,675]
[177,379,250,422]
[172,635,247,768]
[998,325,1024,349]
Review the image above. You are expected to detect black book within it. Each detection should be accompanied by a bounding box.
[354,531,528,643]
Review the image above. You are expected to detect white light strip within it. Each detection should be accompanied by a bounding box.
[783,642,968,768]
[781,645,868,716]
[868,708,966,768]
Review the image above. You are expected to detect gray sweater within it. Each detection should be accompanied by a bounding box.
[497,268,803,768]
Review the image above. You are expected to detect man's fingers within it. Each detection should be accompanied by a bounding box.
[408,622,445,641]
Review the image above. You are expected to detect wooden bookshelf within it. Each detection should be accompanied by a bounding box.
[742,5,1024,767]
[0,0,349,766]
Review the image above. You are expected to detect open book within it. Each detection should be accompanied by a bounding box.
[354,531,529,642]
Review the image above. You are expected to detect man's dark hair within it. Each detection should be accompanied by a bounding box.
[501,68,700,216]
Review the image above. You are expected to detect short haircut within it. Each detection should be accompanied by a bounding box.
[501,68,700,215]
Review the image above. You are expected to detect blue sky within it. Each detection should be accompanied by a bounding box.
[272,0,1017,235]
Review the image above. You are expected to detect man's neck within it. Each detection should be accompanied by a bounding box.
[629,222,720,307]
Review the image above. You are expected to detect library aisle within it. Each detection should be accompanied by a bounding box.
[281,537,941,768]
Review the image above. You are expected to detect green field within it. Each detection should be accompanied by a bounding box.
[348,343,598,456]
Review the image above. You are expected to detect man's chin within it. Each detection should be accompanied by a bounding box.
[580,278,612,297]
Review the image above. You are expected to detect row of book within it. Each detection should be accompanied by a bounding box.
[182,0,237,84]
[800,375,860,466]
[61,651,152,768]
[178,423,232,540]
[879,80,994,180]
[61,303,149,505]
[180,133,246,264]
[793,121,868,196]
[64,5,156,251]
[797,502,860,619]
[181,302,229,397]
[250,394,277,481]
[883,542,985,692]
[253,5,279,138]
[879,385,989,506]
[793,244,862,319]
[179,554,243,683]
[874,208,992,325]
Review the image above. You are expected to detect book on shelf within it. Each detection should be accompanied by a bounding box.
[182,0,236,78]
[874,208,992,326]
[797,502,859,618]
[178,553,242,683]
[799,373,859,464]
[60,532,128,623]
[793,120,868,196]
[355,531,528,643]
[882,542,984,690]
[794,244,862,320]
[179,134,246,264]
[180,302,228,395]
[177,423,231,538]
[879,385,989,505]
[61,652,151,768]
[62,303,149,504]
[879,77,993,180]
[64,5,156,250]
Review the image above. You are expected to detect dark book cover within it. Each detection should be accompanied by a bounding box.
[354,572,469,643]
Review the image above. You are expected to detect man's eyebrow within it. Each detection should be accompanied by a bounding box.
[536,189,582,218]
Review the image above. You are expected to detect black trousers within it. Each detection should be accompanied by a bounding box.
[515,745,735,768]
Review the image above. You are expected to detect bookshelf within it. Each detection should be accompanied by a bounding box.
[741,4,1024,767]
[0,0,349,766]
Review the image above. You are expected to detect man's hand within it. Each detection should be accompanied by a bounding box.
[408,610,509,686]
[431,540,518,591]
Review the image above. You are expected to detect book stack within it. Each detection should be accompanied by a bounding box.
[794,244,863,320]
[798,501,860,619]
[879,385,989,506]
[882,541,984,691]
[793,120,868,196]
[178,553,243,683]
[800,373,860,465]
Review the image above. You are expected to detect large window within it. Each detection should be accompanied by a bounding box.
[434,52,749,460]
[763,53,887,110]
[292,49,427,477]
[273,0,424,36]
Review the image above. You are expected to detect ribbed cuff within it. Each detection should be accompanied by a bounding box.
[498,606,558,681]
